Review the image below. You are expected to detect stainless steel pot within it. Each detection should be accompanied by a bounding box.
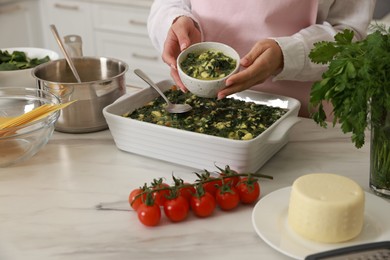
[32,57,128,133]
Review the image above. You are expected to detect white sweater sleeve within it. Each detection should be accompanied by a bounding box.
[272,0,376,82]
[147,0,198,53]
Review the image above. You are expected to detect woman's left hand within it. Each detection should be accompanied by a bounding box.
[217,39,284,99]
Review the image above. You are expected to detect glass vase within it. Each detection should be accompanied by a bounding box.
[369,108,390,198]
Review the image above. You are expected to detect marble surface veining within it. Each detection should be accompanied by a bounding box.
[0,103,388,260]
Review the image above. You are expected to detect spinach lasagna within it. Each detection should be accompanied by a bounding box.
[124,87,287,140]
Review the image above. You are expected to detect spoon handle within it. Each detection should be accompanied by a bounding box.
[134,69,172,105]
[50,24,82,83]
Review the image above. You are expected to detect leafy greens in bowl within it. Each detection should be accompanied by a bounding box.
[0,47,59,88]
[0,49,51,71]
[177,42,240,98]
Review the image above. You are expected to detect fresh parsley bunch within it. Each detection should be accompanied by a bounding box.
[309,26,390,148]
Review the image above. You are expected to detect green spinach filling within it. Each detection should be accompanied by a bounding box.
[124,88,287,140]
[180,50,236,80]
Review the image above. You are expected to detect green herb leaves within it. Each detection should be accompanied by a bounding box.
[309,30,354,65]
[0,50,50,71]
[309,26,390,149]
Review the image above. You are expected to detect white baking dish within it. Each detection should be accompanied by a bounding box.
[103,80,301,172]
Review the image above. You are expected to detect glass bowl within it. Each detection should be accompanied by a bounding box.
[0,87,60,167]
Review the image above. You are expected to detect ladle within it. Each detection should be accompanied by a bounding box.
[134,69,192,114]
[50,24,82,83]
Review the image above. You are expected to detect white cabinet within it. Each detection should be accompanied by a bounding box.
[93,3,169,87]
[95,31,167,87]
[40,0,95,57]
[37,0,169,87]
[0,0,43,48]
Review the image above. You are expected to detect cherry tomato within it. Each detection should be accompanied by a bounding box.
[172,176,195,202]
[236,177,260,204]
[216,185,240,211]
[151,179,170,206]
[163,195,189,222]
[137,193,161,227]
[190,191,216,217]
[179,184,196,202]
[195,170,222,196]
[220,174,240,187]
[202,177,222,196]
[217,165,240,187]
[129,185,147,210]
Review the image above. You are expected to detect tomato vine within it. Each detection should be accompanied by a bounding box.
[129,164,273,226]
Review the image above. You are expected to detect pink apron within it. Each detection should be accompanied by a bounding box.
[190,0,319,117]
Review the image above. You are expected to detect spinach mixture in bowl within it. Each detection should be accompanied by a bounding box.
[180,50,237,80]
[124,87,288,140]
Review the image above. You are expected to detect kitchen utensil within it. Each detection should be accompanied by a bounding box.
[0,87,60,167]
[305,241,390,260]
[103,79,301,172]
[0,47,59,88]
[64,35,83,57]
[134,69,192,114]
[50,24,82,83]
[32,57,128,133]
[177,42,240,98]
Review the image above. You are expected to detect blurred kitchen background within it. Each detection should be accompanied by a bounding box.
[0,0,168,87]
[374,0,390,19]
[1,0,389,87]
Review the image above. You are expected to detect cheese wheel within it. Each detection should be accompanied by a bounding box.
[287,173,365,243]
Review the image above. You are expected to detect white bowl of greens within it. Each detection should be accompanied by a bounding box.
[177,42,240,98]
[0,47,59,88]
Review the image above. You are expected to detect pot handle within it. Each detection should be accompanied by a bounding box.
[64,35,83,57]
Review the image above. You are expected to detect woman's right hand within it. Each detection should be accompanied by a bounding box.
[162,16,201,92]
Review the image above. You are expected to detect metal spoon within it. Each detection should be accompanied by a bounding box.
[134,69,192,114]
[50,24,82,83]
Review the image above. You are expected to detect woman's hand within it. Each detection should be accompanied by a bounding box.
[217,39,284,99]
[162,16,201,91]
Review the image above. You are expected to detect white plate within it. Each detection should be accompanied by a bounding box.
[251,187,390,260]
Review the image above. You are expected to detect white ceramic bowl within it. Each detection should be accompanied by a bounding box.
[0,87,60,167]
[177,42,240,98]
[0,47,59,88]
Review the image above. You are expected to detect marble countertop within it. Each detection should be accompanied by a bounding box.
[0,101,388,260]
